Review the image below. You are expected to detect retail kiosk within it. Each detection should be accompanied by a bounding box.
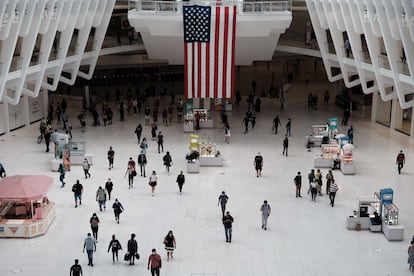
[194,109,214,128]
[183,113,194,133]
[314,144,340,168]
[340,143,355,174]
[199,142,223,166]
[305,124,329,147]
[346,188,404,241]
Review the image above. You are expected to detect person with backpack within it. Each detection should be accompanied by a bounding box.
[96,186,107,211]
[162,151,172,175]
[82,158,91,178]
[107,234,122,263]
[72,180,83,208]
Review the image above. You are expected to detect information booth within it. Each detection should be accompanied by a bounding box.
[305,124,329,147]
[0,175,55,238]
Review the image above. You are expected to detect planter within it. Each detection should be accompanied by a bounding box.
[186,160,200,173]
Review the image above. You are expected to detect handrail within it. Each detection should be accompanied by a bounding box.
[128,0,292,14]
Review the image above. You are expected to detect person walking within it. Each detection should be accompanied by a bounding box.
[83,233,96,266]
[254,152,263,177]
[44,124,52,152]
[127,233,138,265]
[310,179,318,202]
[70,259,83,276]
[242,115,249,134]
[286,118,291,137]
[125,163,136,189]
[222,211,234,243]
[176,171,185,194]
[294,171,302,198]
[135,123,143,144]
[58,163,66,188]
[107,146,115,170]
[96,186,107,211]
[148,248,162,276]
[396,150,405,174]
[89,213,100,241]
[260,200,271,230]
[107,234,122,263]
[151,123,158,141]
[342,108,350,125]
[325,170,334,195]
[408,241,414,272]
[315,169,323,196]
[218,191,229,217]
[0,162,6,178]
[307,169,315,194]
[105,178,113,201]
[282,136,289,156]
[72,180,83,208]
[163,230,176,261]
[162,151,172,174]
[138,151,148,177]
[149,171,158,196]
[347,126,354,144]
[140,137,148,154]
[51,129,59,155]
[272,115,281,134]
[157,131,164,153]
[82,158,91,178]
[329,179,338,207]
[224,124,231,144]
[112,198,124,224]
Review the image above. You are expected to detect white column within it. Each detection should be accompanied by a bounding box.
[42,89,49,119]
[22,94,30,126]
[410,110,414,138]
[390,99,399,130]
[3,102,10,134]
[370,92,378,122]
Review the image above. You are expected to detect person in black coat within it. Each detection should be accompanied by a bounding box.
[176,171,185,194]
[127,234,138,265]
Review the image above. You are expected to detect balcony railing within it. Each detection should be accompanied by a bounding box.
[128,0,292,14]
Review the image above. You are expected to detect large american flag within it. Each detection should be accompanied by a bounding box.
[183,5,237,99]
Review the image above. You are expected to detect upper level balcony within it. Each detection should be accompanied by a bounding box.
[128,0,292,65]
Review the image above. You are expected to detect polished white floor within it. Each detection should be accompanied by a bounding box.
[0,80,413,276]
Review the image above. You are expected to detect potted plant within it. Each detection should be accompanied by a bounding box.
[186,150,200,163]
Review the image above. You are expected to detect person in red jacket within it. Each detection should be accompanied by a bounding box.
[396,150,405,174]
[148,248,162,276]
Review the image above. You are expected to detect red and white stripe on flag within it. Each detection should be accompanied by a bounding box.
[184,5,237,99]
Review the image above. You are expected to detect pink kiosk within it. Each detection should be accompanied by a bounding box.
[0,175,56,238]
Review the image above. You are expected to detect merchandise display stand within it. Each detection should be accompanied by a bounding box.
[183,113,194,133]
[194,109,214,129]
[341,145,355,174]
[346,190,404,241]
[199,143,223,167]
[314,144,339,168]
[305,124,329,147]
